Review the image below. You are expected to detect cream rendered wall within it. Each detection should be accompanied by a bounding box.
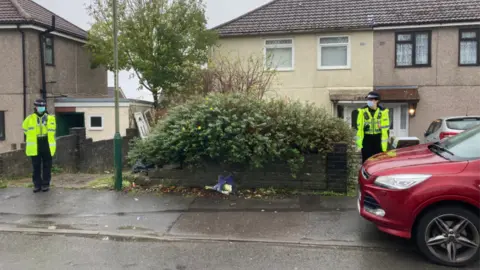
[213,31,374,112]
[75,106,130,141]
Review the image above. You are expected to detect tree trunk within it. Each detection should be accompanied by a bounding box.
[152,91,159,109]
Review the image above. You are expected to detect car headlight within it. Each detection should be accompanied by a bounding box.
[374,174,432,190]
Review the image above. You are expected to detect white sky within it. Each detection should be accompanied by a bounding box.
[32,0,271,101]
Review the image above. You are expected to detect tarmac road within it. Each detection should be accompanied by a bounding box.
[0,188,478,269]
[0,232,475,270]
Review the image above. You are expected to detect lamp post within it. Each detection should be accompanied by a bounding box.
[113,0,123,190]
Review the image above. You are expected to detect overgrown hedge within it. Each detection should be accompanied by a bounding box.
[128,93,356,175]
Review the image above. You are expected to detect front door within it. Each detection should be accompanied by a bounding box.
[340,102,409,139]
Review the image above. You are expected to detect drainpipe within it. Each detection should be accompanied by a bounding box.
[17,25,27,122]
[17,25,27,142]
[39,33,46,101]
[39,15,56,103]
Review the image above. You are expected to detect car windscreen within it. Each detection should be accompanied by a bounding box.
[441,125,480,160]
[446,117,480,130]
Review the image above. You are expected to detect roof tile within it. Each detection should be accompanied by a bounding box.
[214,0,480,36]
[0,0,87,39]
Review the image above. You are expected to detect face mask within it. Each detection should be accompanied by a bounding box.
[36,107,46,113]
[367,100,375,108]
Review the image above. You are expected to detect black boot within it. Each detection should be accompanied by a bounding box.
[33,187,41,193]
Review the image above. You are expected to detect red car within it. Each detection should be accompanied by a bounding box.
[358,124,480,267]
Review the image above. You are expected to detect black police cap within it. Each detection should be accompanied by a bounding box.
[365,91,381,100]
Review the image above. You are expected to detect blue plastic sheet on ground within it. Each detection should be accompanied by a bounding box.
[205,175,235,195]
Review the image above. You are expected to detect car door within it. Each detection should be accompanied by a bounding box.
[425,119,442,143]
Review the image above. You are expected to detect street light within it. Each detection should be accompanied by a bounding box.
[113,0,123,190]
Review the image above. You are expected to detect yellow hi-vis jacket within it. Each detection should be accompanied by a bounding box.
[22,113,57,157]
[356,106,390,152]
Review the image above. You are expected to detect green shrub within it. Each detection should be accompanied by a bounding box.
[128,93,355,175]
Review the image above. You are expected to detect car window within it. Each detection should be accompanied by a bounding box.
[446,117,480,130]
[432,120,442,133]
[426,122,436,134]
[426,120,441,135]
[442,125,480,160]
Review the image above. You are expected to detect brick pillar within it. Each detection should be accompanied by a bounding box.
[69,128,88,172]
[326,143,348,193]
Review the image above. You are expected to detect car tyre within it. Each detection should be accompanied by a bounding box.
[415,206,480,267]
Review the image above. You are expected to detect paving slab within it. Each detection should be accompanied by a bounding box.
[0,188,194,216]
[170,211,309,242]
[0,213,181,235]
[169,210,410,249]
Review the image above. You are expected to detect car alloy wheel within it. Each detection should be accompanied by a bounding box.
[416,207,480,267]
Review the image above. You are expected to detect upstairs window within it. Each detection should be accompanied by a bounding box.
[264,39,294,71]
[318,36,350,69]
[395,32,431,67]
[459,29,479,66]
[44,36,54,66]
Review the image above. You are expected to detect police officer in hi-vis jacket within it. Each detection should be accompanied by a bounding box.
[22,99,57,193]
[356,91,390,163]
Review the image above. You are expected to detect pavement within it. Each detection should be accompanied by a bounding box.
[0,187,478,269]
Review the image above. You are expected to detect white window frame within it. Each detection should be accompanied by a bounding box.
[317,35,351,70]
[88,115,104,130]
[263,38,294,71]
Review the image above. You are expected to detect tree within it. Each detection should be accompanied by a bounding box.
[163,54,278,107]
[86,0,217,108]
[202,54,277,99]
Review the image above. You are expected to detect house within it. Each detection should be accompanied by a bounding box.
[211,0,480,139]
[54,87,153,142]
[0,0,107,153]
[212,0,375,119]
[372,4,480,139]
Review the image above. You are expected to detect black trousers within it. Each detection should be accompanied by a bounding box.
[361,134,383,163]
[31,137,52,188]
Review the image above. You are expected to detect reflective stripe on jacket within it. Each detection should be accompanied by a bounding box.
[22,113,57,157]
[355,106,390,152]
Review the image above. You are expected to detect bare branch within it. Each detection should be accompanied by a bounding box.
[193,53,277,100]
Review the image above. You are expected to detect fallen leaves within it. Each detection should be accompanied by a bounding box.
[124,184,301,199]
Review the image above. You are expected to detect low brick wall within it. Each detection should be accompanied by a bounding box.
[147,143,351,193]
[0,128,137,179]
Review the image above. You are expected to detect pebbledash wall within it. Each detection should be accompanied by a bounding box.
[0,127,137,179]
[146,144,351,193]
